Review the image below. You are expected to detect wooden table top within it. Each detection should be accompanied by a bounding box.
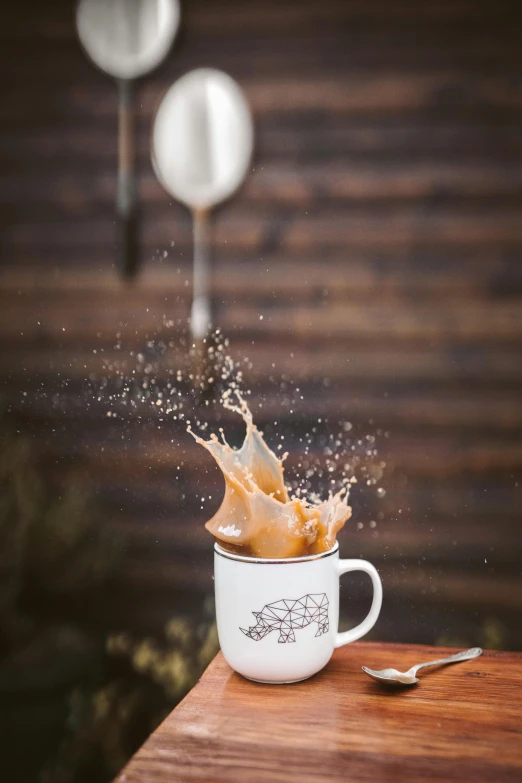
[117,642,522,783]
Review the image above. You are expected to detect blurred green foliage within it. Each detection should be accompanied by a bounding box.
[0,421,218,783]
[0,424,119,654]
[42,608,218,783]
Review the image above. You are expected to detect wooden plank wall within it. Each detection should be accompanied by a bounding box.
[1,0,522,648]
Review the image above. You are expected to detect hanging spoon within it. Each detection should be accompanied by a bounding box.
[76,0,180,278]
[151,68,254,342]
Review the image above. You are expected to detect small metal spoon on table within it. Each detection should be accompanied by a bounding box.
[362,646,482,687]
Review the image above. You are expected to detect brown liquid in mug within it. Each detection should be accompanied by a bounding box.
[190,395,351,559]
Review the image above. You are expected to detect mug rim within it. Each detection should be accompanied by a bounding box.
[214,540,339,564]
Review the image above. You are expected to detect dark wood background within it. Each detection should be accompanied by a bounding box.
[1,0,522,649]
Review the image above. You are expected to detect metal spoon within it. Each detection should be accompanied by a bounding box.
[362,646,483,687]
[76,0,181,278]
[151,68,254,341]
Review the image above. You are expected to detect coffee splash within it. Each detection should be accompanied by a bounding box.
[189,393,352,559]
[86,324,384,554]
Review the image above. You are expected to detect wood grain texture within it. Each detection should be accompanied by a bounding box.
[117,643,522,783]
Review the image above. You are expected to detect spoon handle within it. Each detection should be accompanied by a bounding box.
[411,647,482,676]
[191,207,212,340]
[117,78,139,279]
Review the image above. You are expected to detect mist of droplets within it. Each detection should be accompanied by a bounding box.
[36,316,388,524]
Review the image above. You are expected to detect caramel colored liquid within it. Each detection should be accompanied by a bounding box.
[190,396,351,559]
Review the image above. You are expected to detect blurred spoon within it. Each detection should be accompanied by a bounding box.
[151,68,254,342]
[362,647,483,687]
[76,0,180,278]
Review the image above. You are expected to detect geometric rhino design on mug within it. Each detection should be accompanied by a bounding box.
[240,593,329,643]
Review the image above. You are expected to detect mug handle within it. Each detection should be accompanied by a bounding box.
[335,559,383,648]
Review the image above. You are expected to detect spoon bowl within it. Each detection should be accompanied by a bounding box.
[76,0,180,81]
[362,666,419,686]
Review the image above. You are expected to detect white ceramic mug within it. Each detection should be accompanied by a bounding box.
[214,541,383,684]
